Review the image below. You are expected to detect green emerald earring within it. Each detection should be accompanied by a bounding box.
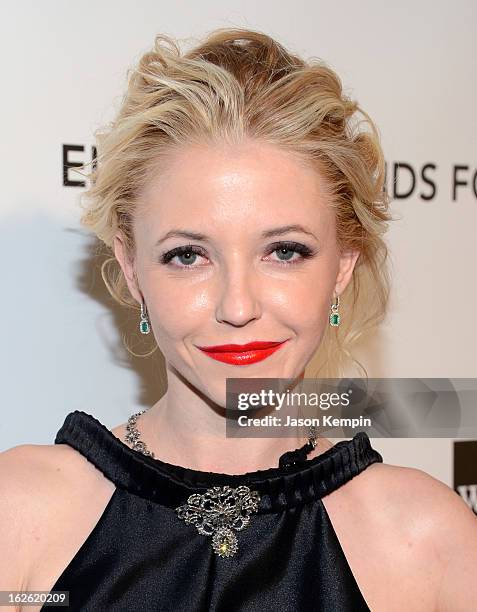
[329,294,340,327]
[139,299,151,335]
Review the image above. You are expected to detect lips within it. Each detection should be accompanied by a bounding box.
[196,340,288,365]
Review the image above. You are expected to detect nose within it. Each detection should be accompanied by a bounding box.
[215,262,261,327]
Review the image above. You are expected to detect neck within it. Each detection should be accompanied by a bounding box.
[134,373,333,474]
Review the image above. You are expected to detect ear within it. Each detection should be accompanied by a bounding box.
[113,232,142,304]
[334,249,360,296]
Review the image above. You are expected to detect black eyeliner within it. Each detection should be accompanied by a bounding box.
[159,240,317,267]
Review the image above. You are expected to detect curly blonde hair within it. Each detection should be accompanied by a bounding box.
[78,27,393,377]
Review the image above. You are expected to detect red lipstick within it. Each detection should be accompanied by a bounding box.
[196,340,288,365]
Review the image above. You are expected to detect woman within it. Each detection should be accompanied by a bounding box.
[1,27,476,612]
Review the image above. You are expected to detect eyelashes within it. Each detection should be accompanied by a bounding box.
[159,241,316,270]
[159,245,203,267]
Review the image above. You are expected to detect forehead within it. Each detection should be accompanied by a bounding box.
[135,140,333,235]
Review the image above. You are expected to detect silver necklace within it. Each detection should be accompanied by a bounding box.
[124,408,318,464]
[124,408,318,558]
[125,408,156,458]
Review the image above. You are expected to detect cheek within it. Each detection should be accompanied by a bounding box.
[146,282,208,341]
[265,281,331,333]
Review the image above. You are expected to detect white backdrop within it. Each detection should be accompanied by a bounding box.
[1,0,476,490]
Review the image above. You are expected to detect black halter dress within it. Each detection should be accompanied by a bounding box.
[43,410,383,611]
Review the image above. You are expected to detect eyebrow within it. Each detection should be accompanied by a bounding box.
[154,224,317,246]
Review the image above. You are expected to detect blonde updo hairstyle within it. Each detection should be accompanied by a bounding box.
[79,27,392,378]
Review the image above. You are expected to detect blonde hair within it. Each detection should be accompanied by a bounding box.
[78,27,393,377]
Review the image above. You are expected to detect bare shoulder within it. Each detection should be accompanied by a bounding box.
[348,459,453,502]
[383,463,477,612]
[324,461,452,553]
[346,461,476,540]
[0,443,114,593]
[347,462,477,610]
[0,442,107,502]
[354,460,476,523]
[321,460,477,611]
[0,444,76,592]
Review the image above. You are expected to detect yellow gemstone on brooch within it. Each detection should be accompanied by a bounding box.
[212,526,238,557]
[175,485,261,558]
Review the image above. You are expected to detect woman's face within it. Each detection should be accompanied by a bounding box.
[114,140,359,405]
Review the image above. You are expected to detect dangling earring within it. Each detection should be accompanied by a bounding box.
[329,294,340,327]
[139,298,151,335]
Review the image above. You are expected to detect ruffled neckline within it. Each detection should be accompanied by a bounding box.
[54,410,383,514]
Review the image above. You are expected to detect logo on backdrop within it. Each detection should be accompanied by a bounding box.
[62,144,97,187]
[384,162,477,202]
[62,144,477,202]
[454,440,477,516]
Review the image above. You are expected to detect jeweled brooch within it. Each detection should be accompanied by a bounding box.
[175,484,261,557]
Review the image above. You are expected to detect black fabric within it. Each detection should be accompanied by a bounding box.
[43,410,383,611]
[278,438,316,468]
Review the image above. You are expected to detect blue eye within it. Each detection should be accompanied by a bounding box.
[159,241,315,270]
[159,245,207,267]
[266,241,315,264]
